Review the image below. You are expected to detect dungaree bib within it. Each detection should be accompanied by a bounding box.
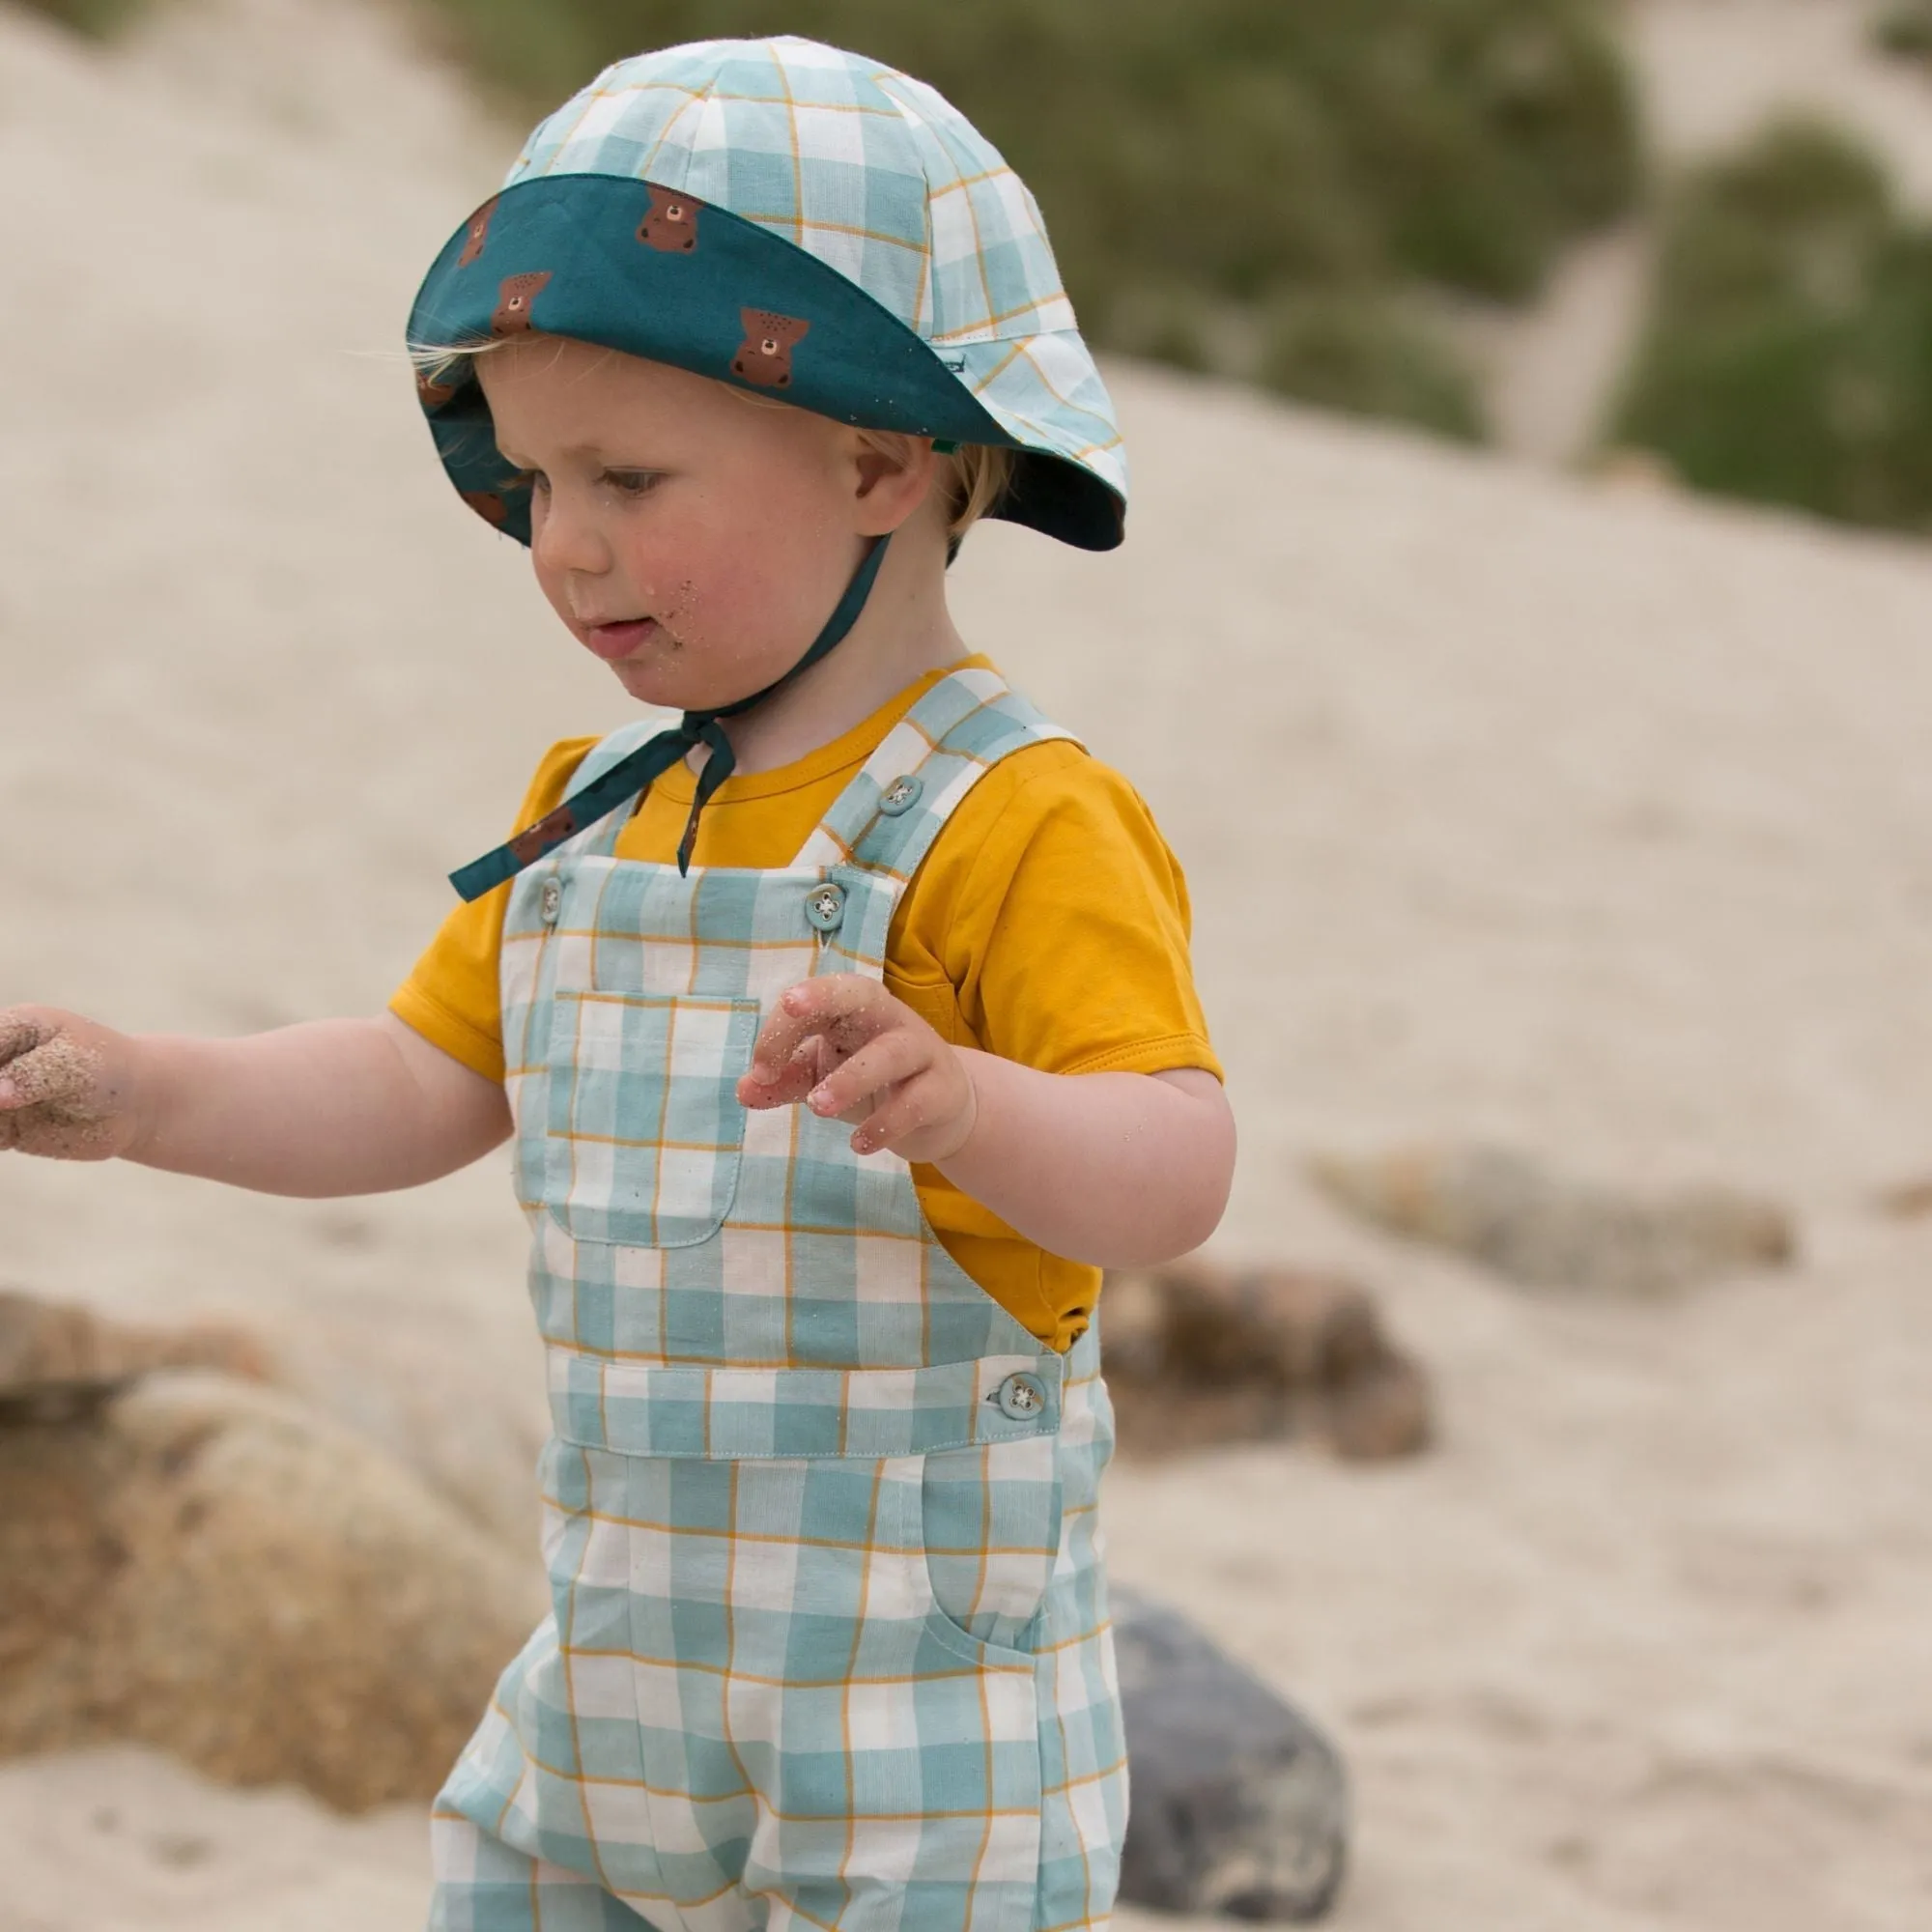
[430,668,1128,1932]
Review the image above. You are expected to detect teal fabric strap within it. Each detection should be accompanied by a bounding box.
[449,532,892,900]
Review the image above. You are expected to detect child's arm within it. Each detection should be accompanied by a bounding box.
[940,1057,1231,1267]
[0,1006,509,1194]
[738,976,1235,1268]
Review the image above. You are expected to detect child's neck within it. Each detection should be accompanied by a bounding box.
[702,538,971,779]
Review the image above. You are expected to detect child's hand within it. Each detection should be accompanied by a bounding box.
[0,1007,150,1162]
[735,975,977,1163]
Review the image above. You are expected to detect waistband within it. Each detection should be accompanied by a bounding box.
[547,1347,1065,1460]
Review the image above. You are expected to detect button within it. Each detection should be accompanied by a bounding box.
[805,882,846,932]
[878,774,923,817]
[992,1372,1047,1422]
[539,878,562,926]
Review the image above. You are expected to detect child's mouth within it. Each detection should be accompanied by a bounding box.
[584,617,660,661]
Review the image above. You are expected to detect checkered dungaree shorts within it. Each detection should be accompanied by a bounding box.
[429,669,1127,1932]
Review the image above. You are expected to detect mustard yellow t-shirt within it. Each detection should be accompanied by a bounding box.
[390,656,1220,1350]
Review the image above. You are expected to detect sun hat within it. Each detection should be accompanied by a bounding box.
[408,35,1127,554]
[414,37,1126,895]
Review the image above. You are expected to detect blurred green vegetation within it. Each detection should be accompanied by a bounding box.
[16,0,148,33]
[412,0,1645,442]
[1608,119,1932,533]
[1872,1,1932,61]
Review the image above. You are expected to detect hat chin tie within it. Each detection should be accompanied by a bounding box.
[448,532,893,901]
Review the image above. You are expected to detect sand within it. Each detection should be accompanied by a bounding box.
[0,1025,121,1158]
[2,1,1931,1927]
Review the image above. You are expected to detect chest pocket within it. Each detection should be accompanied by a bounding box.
[542,989,761,1249]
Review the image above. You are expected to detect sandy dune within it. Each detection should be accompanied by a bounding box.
[3,1,1931,1927]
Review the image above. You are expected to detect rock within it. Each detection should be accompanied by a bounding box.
[1114,1587,1349,1921]
[262,1300,549,1554]
[0,1371,542,1812]
[0,1287,267,1423]
[1308,1143,1795,1296]
[1876,1175,1932,1219]
[0,1287,547,1550]
[1589,445,1680,496]
[1102,1261,1433,1461]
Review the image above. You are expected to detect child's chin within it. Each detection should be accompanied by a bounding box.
[610,657,686,707]
[611,656,762,717]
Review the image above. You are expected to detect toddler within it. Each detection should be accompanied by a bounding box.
[0,36,1235,1932]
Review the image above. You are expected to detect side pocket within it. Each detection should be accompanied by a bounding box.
[920,1435,1063,1656]
[543,990,759,1249]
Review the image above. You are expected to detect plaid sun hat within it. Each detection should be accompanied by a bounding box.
[408,36,1127,552]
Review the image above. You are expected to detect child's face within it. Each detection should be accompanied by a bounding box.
[477,336,897,713]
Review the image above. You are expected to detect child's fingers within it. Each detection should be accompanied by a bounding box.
[849,1072,950,1157]
[0,1036,90,1112]
[0,1009,128,1162]
[0,1042,53,1108]
[804,1029,931,1122]
[0,1010,47,1056]
[0,1011,50,1094]
[744,975,889,1084]
[735,1044,819,1110]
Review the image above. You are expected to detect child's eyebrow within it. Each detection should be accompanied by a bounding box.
[496,442,655,469]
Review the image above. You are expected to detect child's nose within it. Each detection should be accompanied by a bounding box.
[531,492,610,578]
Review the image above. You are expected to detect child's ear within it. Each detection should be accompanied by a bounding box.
[849,431,941,534]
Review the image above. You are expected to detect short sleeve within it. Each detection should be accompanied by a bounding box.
[889,742,1222,1083]
[387,737,597,1083]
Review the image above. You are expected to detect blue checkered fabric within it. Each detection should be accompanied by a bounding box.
[429,668,1128,1932]
[505,36,1126,517]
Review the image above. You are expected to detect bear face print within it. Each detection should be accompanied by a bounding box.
[509,806,579,865]
[461,491,509,527]
[491,271,553,336]
[457,196,500,269]
[732,310,810,389]
[639,185,700,253]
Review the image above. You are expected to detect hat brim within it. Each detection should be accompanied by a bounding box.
[408,175,1124,552]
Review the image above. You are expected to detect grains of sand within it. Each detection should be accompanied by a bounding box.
[0,1025,118,1160]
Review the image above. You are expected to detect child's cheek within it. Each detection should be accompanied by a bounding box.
[531,554,579,635]
[658,577,701,643]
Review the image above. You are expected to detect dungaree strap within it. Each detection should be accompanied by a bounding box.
[794,666,1079,887]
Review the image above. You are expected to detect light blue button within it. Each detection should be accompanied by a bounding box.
[993,1371,1047,1421]
[805,882,845,932]
[878,774,923,817]
[539,878,562,926]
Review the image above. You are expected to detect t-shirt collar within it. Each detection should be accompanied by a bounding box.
[649,653,998,805]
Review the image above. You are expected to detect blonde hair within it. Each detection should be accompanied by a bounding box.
[945,442,1017,543]
[410,337,1016,542]
[408,337,502,388]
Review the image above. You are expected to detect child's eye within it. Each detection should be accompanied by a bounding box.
[506,467,656,498]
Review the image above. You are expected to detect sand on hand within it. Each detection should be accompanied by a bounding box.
[2,2,1931,1929]
[0,1027,118,1160]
